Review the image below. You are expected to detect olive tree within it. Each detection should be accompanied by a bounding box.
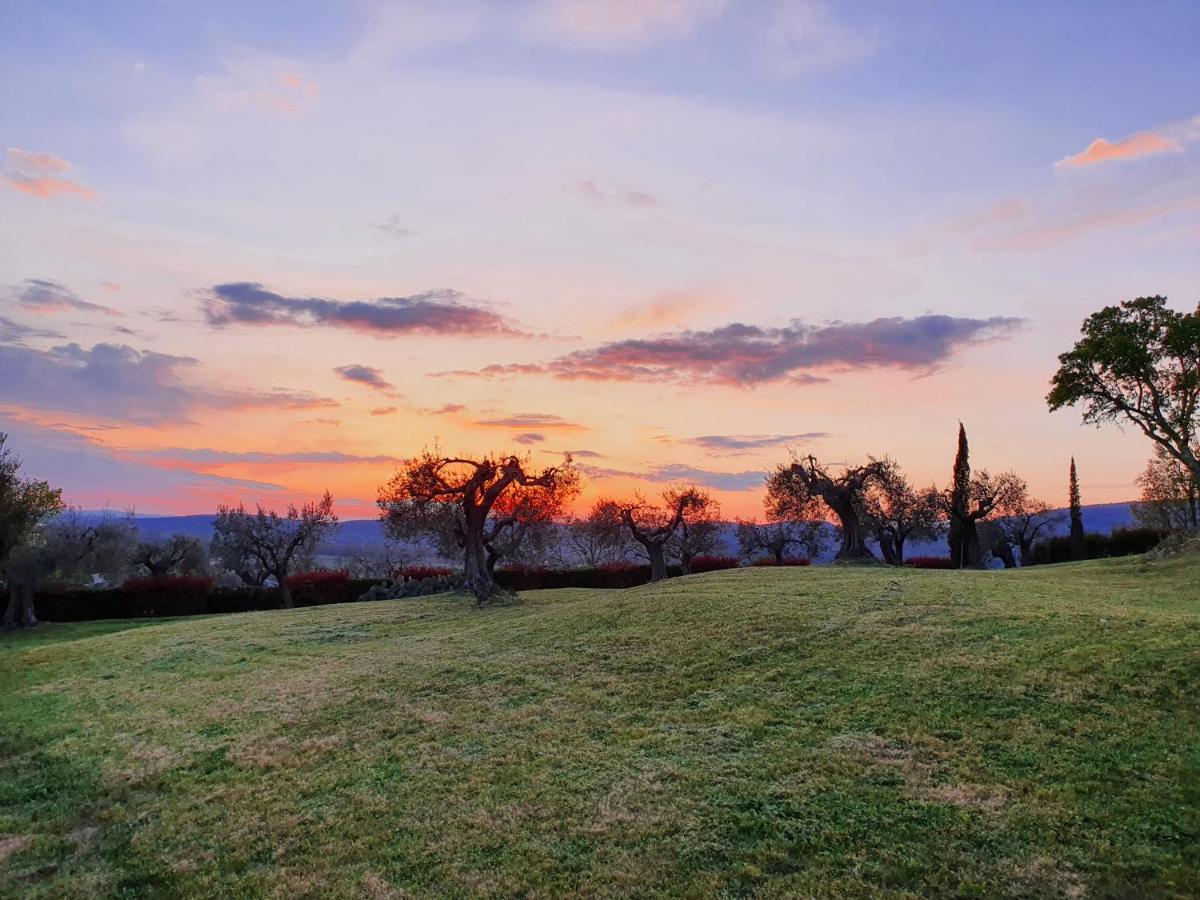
[211,492,337,608]
[766,453,890,560]
[131,533,208,577]
[611,488,708,582]
[1,433,65,628]
[378,450,578,602]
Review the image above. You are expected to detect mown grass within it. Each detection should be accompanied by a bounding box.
[1,555,1198,898]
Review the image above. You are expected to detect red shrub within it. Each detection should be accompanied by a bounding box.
[751,557,811,567]
[688,555,741,573]
[904,556,953,569]
[121,575,214,615]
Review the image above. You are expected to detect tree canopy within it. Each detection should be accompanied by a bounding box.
[1048,296,1200,484]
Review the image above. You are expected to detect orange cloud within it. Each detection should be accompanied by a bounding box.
[3,147,97,200]
[1057,130,1182,168]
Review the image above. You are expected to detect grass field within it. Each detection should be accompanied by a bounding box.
[2,556,1198,898]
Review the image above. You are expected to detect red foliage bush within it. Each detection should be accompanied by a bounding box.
[688,555,741,573]
[904,556,953,569]
[751,557,811,567]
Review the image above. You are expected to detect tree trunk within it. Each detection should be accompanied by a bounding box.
[832,501,872,560]
[277,576,294,609]
[961,519,981,568]
[948,519,964,568]
[462,518,499,602]
[643,540,668,582]
[993,541,1016,569]
[3,583,37,629]
[894,536,906,565]
[1019,537,1035,567]
[877,533,898,565]
[772,546,784,564]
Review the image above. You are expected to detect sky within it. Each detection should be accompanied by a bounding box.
[1,0,1198,519]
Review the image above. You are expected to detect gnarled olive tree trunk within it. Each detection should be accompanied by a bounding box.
[2,583,37,629]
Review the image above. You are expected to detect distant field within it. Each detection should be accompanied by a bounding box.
[2,557,1198,898]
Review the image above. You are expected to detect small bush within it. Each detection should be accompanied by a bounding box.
[904,556,953,569]
[359,574,465,601]
[688,556,741,573]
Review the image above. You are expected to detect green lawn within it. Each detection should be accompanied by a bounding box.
[2,556,1198,898]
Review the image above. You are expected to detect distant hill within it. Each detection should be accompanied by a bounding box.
[109,502,1139,562]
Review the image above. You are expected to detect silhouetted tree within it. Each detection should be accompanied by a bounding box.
[948,423,972,567]
[766,453,889,560]
[1048,296,1200,485]
[378,451,578,602]
[1,433,65,628]
[5,510,135,628]
[735,519,825,564]
[995,495,1064,565]
[557,501,632,567]
[666,487,721,574]
[131,534,208,577]
[942,468,1027,569]
[1068,458,1085,561]
[1132,444,1199,531]
[212,492,337,608]
[862,464,940,565]
[613,488,707,581]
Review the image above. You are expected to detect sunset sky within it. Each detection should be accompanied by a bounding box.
[2,0,1198,519]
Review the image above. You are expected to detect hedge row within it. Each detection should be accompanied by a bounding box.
[35,572,388,622]
[1029,527,1166,565]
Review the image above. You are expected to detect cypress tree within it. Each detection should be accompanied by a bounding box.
[1068,457,1085,560]
[949,423,971,568]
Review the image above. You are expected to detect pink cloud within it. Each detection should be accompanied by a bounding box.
[1057,130,1182,168]
[3,148,97,201]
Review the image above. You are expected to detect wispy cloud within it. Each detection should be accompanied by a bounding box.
[0,341,336,424]
[576,178,657,208]
[334,364,395,391]
[513,432,545,445]
[683,433,828,453]
[133,447,398,466]
[1057,130,1183,168]
[974,192,1200,252]
[377,214,415,238]
[204,282,527,337]
[7,279,122,316]
[761,0,879,77]
[0,315,65,343]
[2,148,98,201]
[580,461,764,491]
[473,412,584,429]
[443,314,1022,386]
[520,0,727,51]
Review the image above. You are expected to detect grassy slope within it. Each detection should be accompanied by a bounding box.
[1,557,1198,898]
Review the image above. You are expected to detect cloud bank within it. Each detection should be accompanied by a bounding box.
[204,283,526,337]
[446,314,1022,386]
